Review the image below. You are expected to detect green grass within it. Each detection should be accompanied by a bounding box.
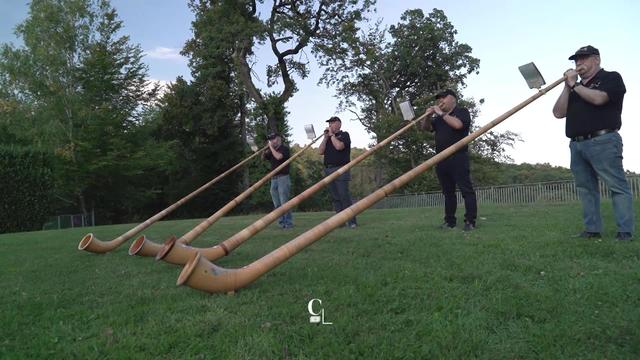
[1,202,639,359]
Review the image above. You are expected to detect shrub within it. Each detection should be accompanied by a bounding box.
[0,146,54,233]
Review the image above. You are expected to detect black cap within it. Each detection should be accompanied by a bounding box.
[568,45,599,60]
[435,89,457,100]
[266,132,280,140]
[326,116,341,123]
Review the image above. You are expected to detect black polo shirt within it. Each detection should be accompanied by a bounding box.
[566,69,626,138]
[431,106,471,153]
[264,144,290,175]
[323,131,351,167]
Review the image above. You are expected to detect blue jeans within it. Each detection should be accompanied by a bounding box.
[569,132,634,234]
[324,166,357,226]
[270,174,293,228]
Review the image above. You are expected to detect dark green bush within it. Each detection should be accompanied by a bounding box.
[0,146,54,234]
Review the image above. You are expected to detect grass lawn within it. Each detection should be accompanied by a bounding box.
[1,202,639,359]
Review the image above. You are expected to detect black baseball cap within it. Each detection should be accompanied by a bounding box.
[266,132,280,140]
[326,116,341,123]
[435,89,457,100]
[568,45,599,60]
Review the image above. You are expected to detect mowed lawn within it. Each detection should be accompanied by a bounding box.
[1,202,639,359]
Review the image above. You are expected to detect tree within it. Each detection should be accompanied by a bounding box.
[0,0,168,223]
[147,0,254,219]
[320,8,518,192]
[152,77,245,218]
[187,0,375,133]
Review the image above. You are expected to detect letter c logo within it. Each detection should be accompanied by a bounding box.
[308,298,322,316]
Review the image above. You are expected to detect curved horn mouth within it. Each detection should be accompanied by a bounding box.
[78,233,120,253]
[177,252,247,293]
[128,235,165,257]
[155,236,197,265]
[78,233,96,251]
[155,235,179,260]
[157,238,227,265]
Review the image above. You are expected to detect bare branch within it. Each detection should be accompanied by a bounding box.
[273,36,294,43]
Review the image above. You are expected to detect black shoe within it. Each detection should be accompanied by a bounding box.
[615,232,633,241]
[463,222,475,231]
[572,231,601,239]
[440,223,455,230]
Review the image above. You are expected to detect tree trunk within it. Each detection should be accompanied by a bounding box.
[239,93,250,189]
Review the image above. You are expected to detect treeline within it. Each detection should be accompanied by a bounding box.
[1,1,581,234]
[0,0,246,233]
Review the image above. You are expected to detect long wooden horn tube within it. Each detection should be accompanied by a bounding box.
[77,145,268,254]
[131,135,323,258]
[177,77,565,293]
[158,111,434,265]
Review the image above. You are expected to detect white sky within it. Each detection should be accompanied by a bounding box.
[1,0,638,172]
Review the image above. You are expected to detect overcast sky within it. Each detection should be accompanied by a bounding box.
[2,0,639,172]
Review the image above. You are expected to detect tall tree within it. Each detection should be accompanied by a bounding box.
[152,76,244,218]
[0,0,167,223]
[321,9,481,132]
[147,0,249,218]
[320,8,518,192]
[188,0,375,133]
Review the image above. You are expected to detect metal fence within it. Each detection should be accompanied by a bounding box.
[42,210,95,230]
[373,176,640,209]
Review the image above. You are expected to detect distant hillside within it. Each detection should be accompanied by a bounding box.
[472,159,573,187]
[474,159,638,187]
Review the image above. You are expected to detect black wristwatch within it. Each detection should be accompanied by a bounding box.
[570,83,580,91]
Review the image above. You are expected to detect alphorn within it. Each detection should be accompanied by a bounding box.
[77,144,268,254]
[157,110,436,265]
[177,76,566,293]
[129,134,324,257]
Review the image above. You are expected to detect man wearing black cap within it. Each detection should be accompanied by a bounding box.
[318,116,357,228]
[421,89,477,231]
[553,45,634,241]
[263,132,293,228]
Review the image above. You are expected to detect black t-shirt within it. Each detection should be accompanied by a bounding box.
[431,106,471,153]
[323,131,351,167]
[566,69,626,138]
[264,144,290,175]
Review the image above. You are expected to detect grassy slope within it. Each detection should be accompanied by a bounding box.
[1,202,639,359]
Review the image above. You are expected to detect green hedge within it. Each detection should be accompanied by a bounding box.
[0,146,54,234]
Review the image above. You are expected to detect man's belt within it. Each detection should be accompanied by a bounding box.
[571,129,617,142]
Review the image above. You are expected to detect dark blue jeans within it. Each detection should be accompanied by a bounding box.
[569,132,634,234]
[435,152,477,226]
[324,166,357,226]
